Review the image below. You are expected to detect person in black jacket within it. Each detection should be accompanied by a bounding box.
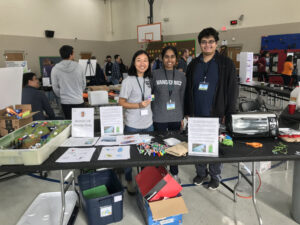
[184,27,238,190]
[22,72,55,121]
[89,56,107,85]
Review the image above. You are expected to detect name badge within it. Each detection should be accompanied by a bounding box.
[166,101,176,110]
[141,109,148,116]
[198,82,209,91]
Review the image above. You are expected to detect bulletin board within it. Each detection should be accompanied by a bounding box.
[146,39,196,60]
[39,56,61,77]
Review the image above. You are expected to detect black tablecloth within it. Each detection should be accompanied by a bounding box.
[1,132,300,173]
[279,107,300,129]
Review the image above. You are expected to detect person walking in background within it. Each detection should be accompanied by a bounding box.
[177,49,189,74]
[90,56,107,85]
[282,55,294,86]
[118,50,153,194]
[104,55,113,83]
[111,54,123,85]
[257,51,268,82]
[152,46,186,183]
[51,45,86,119]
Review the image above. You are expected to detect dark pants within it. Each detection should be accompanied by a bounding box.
[258,72,268,82]
[61,103,85,120]
[124,124,154,181]
[153,121,181,175]
[196,163,222,181]
[282,74,291,86]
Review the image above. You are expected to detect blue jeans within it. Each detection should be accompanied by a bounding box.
[111,78,119,85]
[153,122,181,175]
[196,163,222,181]
[124,124,154,181]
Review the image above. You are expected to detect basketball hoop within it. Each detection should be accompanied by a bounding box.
[137,22,162,43]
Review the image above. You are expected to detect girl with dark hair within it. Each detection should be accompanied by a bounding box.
[282,55,294,86]
[151,46,186,183]
[118,50,153,194]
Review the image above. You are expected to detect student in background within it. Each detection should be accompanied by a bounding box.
[152,54,163,71]
[257,51,268,82]
[282,55,294,86]
[51,45,86,119]
[119,50,153,194]
[151,46,186,183]
[104,55,113,83]
[22,72,55,121]
[177,49,189,74]
[90,56,107,85]
[111,54,123,85]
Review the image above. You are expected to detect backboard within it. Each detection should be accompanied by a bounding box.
[137,22,162,43]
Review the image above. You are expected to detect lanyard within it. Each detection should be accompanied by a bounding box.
[164,68,175,99]
[136,76,145,101]
[202,60,212,82]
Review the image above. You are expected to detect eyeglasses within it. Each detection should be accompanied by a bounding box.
[164,55,176,59]
[200,40,216,45]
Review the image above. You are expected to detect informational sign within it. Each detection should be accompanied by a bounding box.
[0,67,23,109]
[72,108,94,137]
[5,61,29,73]
[98,146,130,160]
[239,52,253,83]
[79,59,97,76]
[188,118,219,157]
[56,148,96,163]
[100,106,123,136]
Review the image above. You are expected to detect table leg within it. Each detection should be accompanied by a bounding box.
[234,162,241,202]
[59,170,66,225]
[292,161,300,223]
[252,162,263,225]
[59,170,76,225]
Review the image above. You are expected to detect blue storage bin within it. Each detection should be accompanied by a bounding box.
[78,169,124,225]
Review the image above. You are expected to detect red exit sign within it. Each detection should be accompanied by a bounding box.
[230,20,238,25]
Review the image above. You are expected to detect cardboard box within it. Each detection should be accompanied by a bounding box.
[88,85,110,91]
[136,187,187,225]
[0,105,37,136]
[135,166,182,202]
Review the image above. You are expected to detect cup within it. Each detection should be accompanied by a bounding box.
[289,102,296,115]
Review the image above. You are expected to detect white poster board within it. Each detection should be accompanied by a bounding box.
[79,59,97,76]
[0,67,23,109]
[188,117,219,157]
[5,61,29,73]
[42,77,51,87]
[100,106,123,136]
[239,52,253,83]
[72,108,94,137]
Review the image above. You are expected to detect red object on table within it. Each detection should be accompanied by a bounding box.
[289,104,296,115]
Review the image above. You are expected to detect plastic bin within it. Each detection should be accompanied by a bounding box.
[78,169,124,225]
[16,191,78,225]
[0,120,71,165]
